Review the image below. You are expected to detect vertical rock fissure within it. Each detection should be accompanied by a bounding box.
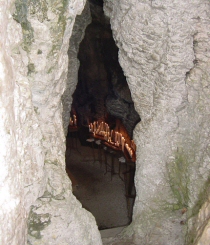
[71,0,140,136]
[65,0,139,231]
[1,0,210,244]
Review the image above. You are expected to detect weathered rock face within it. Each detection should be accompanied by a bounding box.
[0,1,45,244]
[62,1,92,136]
[1,0,210,244]
[193,194,210,245]
[0,0,102,244]
[104,0,210,244]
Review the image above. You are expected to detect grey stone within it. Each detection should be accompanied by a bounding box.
[1,0,210,244]
[104,0,210,244]
[0,0,102,244]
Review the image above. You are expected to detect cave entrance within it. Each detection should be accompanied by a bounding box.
[65,0,140,230]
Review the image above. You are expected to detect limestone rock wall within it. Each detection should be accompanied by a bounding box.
[0,1,45,244]
[193,193,210,245]
[0,0,102,244]
[104,0,210,244]
[62,0,91,135]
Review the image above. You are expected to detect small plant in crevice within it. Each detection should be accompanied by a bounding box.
[167,148,190,211]
[166,147,210,245]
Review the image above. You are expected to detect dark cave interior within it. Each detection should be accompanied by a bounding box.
[71,0,140,140]
[66,0,139,230]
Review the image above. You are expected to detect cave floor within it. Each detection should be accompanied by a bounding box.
[65,134,132,230]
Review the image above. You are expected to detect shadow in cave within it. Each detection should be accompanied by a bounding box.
[65,0,140,230]
[65,131,134,230]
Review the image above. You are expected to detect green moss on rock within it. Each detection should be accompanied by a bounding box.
[28,0,48,22]
[167,148,210,245]
[28,211,51,239]
[13,0,34,52]
[33,106,39,114]
[48,0,73,58]
[167,148,190,210]
[37,49,42,54]
[28,63,35,74]
[191,178,210,218]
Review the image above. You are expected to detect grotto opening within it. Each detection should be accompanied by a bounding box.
[1,0,210,244]
[65,0,140,230]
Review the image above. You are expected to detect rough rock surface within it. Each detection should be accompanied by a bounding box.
[62,0,92,136]
[0,1,45,244]
[193,193,210,245]
[1,0,210,244]
[104,0,210,244]
[0,0,102,244]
